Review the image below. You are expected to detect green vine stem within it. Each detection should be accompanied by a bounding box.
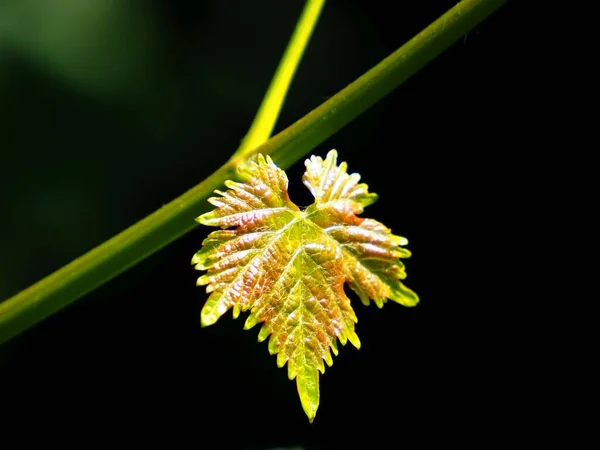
[234,0,326,157]
[0,0,507,345]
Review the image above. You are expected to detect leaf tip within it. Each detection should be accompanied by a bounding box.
[196,211,215,226]
[390,282,420,307]
[196,274,210,286]
[243,313,258,330]
[200,300,226,327]
[297,366,320,423]
[326,148,338,161]
[199,317,212,328]
[348,330,361,350]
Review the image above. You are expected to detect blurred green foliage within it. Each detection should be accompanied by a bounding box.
[0,0,160,100]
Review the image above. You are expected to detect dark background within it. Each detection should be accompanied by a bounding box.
[0,0,535,447]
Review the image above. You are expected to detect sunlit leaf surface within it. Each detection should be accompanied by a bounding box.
[192,150,418,421]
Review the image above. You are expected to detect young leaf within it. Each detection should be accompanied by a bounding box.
[192,149,418,422]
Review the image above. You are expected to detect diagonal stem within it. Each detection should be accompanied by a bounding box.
[234,0,326,157]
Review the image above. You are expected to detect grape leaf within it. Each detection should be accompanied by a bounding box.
[192,149,418,422]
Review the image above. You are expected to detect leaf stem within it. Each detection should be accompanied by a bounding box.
[0,0,506,345]
[234,0,326,157]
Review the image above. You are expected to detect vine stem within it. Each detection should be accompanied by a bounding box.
[234,0,326,157]
[0,0,507,345]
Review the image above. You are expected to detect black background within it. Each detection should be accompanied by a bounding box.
[1,0,537,447]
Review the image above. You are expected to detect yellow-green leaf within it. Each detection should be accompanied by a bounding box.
[192,149,418,422]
